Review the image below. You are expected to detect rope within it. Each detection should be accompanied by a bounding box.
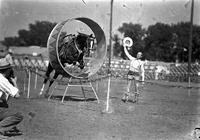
[27,66,109,84]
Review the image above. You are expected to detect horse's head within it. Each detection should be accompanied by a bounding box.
[76,32,94,53]
[75,32,95,69]
[58,32,95,69]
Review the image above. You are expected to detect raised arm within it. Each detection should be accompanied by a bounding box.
[124,46,136,60]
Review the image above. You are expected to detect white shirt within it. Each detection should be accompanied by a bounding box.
[124,47,145,81]
[129,59,143,73]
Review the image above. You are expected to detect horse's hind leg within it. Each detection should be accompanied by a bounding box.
[39,84,45,96]
[44,72,59,98]
[39,63,54,96]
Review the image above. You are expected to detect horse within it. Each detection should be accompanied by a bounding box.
[154,65,170,80]
[39,32,95,97]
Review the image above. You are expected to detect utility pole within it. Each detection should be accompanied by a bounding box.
[108,0,114,73]
[188,0,194,87]
[105,0,114,113]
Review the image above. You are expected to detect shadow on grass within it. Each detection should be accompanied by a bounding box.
[49,95,97,102]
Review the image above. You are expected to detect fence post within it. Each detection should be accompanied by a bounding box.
[34,68,38,89]
[27,68,31,98]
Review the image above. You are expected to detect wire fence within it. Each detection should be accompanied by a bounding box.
[12,55,200,83]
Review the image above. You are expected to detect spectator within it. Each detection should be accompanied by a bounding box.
[0,73,23,138]
[0,43,18,88]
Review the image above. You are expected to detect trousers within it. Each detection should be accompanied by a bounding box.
[0,112,23,133]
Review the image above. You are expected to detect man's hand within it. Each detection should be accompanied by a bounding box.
[141,81,145,86]
[14,92,20,98]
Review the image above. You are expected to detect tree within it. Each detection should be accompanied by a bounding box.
[118,23,146,59]
[192,25,200,62]
[171,22,200,62]
[2,20,57,47]
[112,34,124,58]
[144,23,173,62]
[114,21,200,62]
[2,37,21,46]
[17,29,31,46]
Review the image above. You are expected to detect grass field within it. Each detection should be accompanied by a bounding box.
[5,69,200,140]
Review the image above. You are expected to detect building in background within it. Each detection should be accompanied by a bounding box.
[10,46,48,59]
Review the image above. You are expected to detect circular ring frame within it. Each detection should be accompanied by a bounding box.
[123,37,133,48]
[47,17,107,79]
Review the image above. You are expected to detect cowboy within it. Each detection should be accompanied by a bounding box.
[122,39,145,103]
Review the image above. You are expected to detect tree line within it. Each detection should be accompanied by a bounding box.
[2,20,200,63]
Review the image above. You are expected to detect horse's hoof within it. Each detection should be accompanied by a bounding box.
[37,95,42,99]
[44,94,50,98]
[38,92,43,96]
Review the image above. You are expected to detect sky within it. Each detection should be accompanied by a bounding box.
[0,0,199,41]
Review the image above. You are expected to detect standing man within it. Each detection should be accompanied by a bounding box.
[122,37,145,103]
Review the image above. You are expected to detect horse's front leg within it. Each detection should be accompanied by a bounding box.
[77,53,85,69]
[78,60,85,69]
[39,84,45,96]
[39,76,50,96]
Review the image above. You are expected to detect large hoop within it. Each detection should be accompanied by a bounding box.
[47,17,107,79]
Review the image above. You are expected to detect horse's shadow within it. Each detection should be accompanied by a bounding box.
[49,95,97,102]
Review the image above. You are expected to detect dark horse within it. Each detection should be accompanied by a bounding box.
[39,32,94,97]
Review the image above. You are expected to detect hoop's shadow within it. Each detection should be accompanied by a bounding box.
[49,95,97,102]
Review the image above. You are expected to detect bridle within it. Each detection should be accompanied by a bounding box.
[73,35,95,59]
[59,33,95,64]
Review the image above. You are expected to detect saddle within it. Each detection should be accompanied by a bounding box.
[58,34,81,65]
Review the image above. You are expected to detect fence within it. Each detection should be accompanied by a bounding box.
[12,55,200,83]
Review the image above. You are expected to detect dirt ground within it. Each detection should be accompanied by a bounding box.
[4,71,200,140]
